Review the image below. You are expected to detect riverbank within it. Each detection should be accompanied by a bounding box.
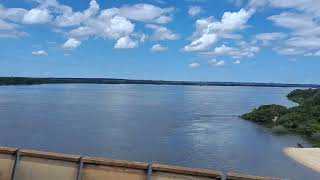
[241,89,320,147]
[284,148,320,173]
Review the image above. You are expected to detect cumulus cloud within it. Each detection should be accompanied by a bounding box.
[68,16,135,40]
[151,44,168,52]
[62,38,81,49]
[32,50,48,56]
[184,33,218,52]
[114,36,138,49]
[22,8,52,24]
[241,0,320,57]
[54,0,99,27]
[267,12,320,55]
[146,24,179,40]
[260,0,320,16]
[188,6,203,16]
[183,8,254,52]
[113,4,174,24]
[209,59,225,66]
[0,6,29,38]
[51,1,176,48]
[203,44,259,59]
[3,0,176,48]
[189,62,200,68]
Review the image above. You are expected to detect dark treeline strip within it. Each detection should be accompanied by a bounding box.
[1,77,320,88]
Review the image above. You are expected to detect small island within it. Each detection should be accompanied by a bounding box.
[241,88,320,147]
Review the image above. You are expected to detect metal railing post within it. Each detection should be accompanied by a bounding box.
[147,163,153,180]
[76,157,84,180]
[11,149,20,180]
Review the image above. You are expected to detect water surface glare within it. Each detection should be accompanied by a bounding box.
[0,84,319,179]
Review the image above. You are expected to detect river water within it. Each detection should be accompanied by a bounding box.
[0,84,319,179]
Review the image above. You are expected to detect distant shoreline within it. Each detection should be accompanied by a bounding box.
[1,77,320,88]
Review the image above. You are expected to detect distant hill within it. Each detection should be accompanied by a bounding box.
[1,77,320,88]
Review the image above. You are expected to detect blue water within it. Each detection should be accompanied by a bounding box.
[0,84,319,179]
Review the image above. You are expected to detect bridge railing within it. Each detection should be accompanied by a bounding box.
[0,147,281,180]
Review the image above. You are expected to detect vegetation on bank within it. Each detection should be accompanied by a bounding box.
[241,89,320,147]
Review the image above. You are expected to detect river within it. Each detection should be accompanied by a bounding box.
[0,84,319,179]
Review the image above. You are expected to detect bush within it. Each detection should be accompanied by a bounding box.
[287,89,318,104]
[296,124,316,137]
[311,132,320,142]
[241,104,288,124]
[271,125,288,134]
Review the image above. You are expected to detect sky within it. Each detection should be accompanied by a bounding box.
[0,0,320,84]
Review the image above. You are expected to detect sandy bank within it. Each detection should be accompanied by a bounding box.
[284,148,320,173]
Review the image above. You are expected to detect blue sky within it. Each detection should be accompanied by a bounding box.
[0,0,320,83]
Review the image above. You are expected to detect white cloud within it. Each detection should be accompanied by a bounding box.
[273,47,305,56]
[203,43,259,59]
[184,8,254,52]
[0,1,178,48]
[285,37,320,50]
[114,36,138,49]
[54,0,99,27]
[32,50,48,56]
[24,1,173,47]
[139,34,147,42]
[153,15,172,24]
[151,44,168,52]
[188,6,203,16]
[213,45,234,55]
[189,62,200,68]
[314,50,320,56]
[0,5,28,23]
[234,60,241,64]
[184,33,218,52]
[241,0,320,57]
[0,6,29,38]
[0,30,29,38]
[22,8,52,24]
[62,38,81,49]
[146,24,179,40]
[255,32,287,44]
[269,0,320,16]
[209,59,225,66]
[0,19,16,30]
[68,16,135,40]
[268,12,316,30]
[114,4,174,24]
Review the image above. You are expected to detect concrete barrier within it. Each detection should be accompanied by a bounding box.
[226,172,282,180]
[0,147,16,180]
[0,147,281,180]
